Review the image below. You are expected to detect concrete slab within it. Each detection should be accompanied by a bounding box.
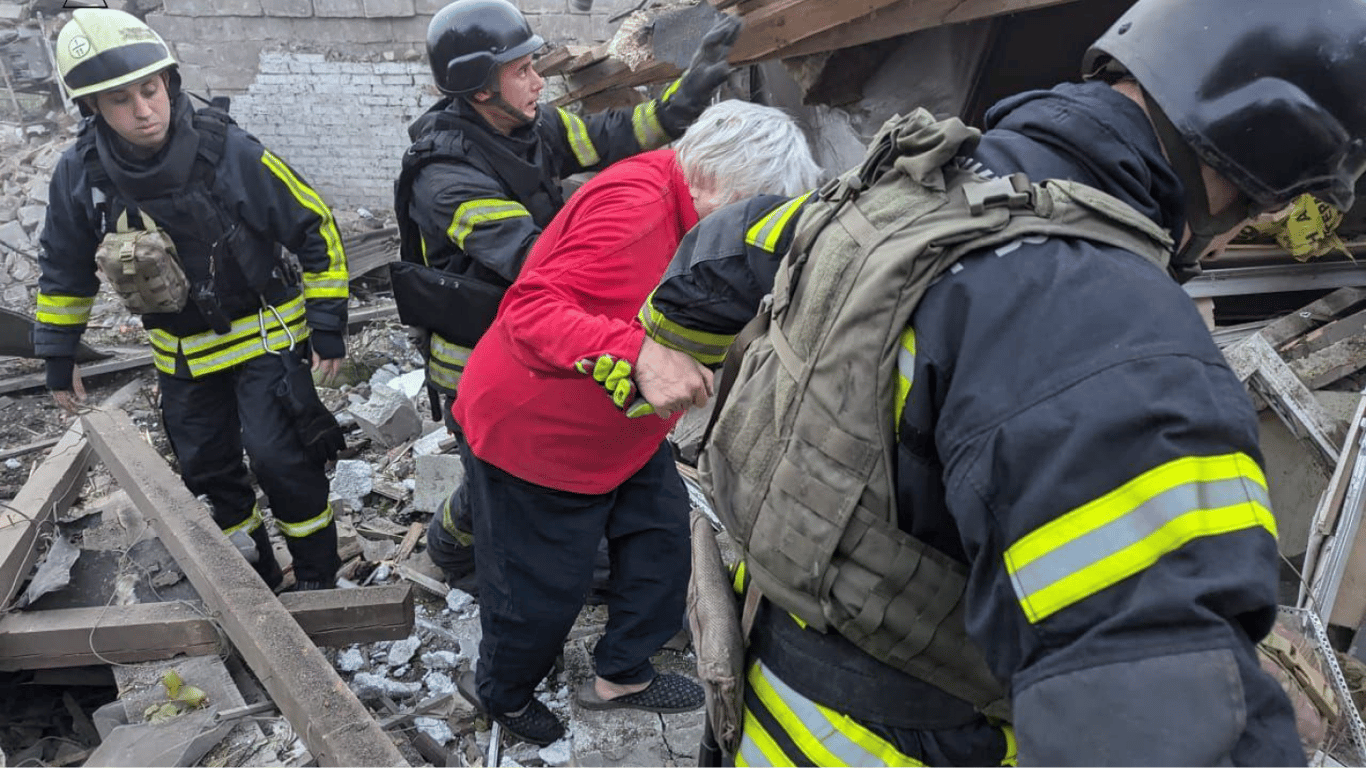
[414,453,463,513]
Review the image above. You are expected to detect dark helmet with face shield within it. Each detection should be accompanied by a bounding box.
[427,0,544,98]
[1083,0,1366,279]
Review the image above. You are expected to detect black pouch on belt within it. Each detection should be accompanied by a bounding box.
[274,346,346,465]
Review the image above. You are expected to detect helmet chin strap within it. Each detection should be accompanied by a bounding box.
[479,88,535,130]
[1144,91,1250,284]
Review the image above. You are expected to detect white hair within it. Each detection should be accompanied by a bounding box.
[674,99,823,204]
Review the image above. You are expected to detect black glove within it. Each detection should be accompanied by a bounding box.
[274,349,346,465]
[46,356,75,391]
[309,329,346,361]
[662,13,743,130]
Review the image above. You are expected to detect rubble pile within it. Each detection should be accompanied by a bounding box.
[0,110,71,315]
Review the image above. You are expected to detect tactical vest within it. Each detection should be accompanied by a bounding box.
[699,109,1175,720]
[78,104,286,339]
[394,100,566,399]
[394,99,563,271]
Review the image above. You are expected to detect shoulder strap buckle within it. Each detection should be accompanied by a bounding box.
[963,172,1034,215]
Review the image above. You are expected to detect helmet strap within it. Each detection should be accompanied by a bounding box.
[1145,92,1249,283]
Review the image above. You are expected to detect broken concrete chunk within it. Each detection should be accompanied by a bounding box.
[420,650,459,669]
[390,368,427,402]
[349,672,422,701]
[329,459,373,507]
[445,587,474,614]
[387,635,421,667]
[539,739,572,767]
[337,648,367,673]
[349,383,423,447]
[414,454,463,514]
[423,670,454,698]
[415,716,453,745]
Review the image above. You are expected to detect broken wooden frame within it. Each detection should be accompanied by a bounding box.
[539,0,1089,107]
[1,406,414,766]
[76,408,410,766]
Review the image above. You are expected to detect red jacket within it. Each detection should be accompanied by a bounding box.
[452,149,696,493]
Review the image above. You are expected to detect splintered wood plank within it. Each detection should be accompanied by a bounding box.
[1223,334,1344,472]
[81,409,407,768]
[0,585,415,670]
[1260,287,1366,349]
[0,421,90,608]
[1287,335,1366,390]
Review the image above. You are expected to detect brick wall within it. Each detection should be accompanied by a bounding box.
[142,0,641,211]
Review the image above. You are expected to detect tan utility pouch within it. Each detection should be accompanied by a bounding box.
[686,507,746,755]
[95,208,189,314]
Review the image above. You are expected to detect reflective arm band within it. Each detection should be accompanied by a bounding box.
[638,291,734,366]
[1004,452,1277,624]
[261,150,348,282]
[632,100,668,149]
[557,107,601,168]
[36,293,95,326]
[447,199,532,250]
[746,193,813,253]
[301,270,349,299]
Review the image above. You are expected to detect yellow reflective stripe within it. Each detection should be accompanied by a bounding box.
[557,107,600,167]
[151,346,176,375]
[1004,452,1277,624]
[661,77,682,103]
[738,708,789,767]
[746,659,924,767]
[894,327,916,436]
[277,502,334,538]
[188,320,307,378]
[260,150,347,284]
[632,99,668,149]
[745,193,813,253]
[428,332,472,392]
[447,199,531,250]
[430,333,473,366]
[177,294,305,356]
[301,271,348,299]
[222,505,263,536]
[732,560,747,594]
[1000,724,1018,766]
[637,291,734,366]
[35,293,95,326]
[145,297,308,377]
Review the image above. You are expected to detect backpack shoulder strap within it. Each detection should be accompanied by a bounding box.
[395,130,467,265]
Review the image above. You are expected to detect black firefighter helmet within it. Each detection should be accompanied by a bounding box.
[1083,0,1366,279]
[426,0,544,97]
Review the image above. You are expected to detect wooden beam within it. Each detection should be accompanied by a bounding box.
[81,409,407,767]
[278,583,415,647]
[0,585,416,670]
[535,44,592,76]
[0,421,90,608]
[0,352,153,396]
[554,58,680,107]
[0,601,220,670]
[1261,287,1366,349]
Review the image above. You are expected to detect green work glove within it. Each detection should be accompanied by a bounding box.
[575,355,656,418]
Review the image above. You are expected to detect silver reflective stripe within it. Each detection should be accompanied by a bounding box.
[897,340,915,386]
[1009,476,1272,604]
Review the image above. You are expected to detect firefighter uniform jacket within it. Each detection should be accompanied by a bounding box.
[398,81,698,397]
[644,81,1302,765]
[35,94,348,382]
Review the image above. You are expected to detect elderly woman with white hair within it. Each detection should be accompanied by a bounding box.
[450,99,822,748]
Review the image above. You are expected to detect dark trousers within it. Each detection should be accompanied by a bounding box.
[466,440,691,714]
[158,350,340,582]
